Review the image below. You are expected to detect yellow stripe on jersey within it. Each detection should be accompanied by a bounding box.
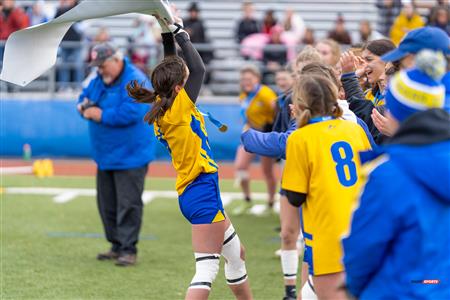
[282,119,371,275]
[239,85,277,130]
[365,89,385,107]
[154,88,218,195]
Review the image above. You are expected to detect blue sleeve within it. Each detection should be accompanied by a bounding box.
[101,73,151,127]
[241,120,296,159]
[357,117,376,148]
[78,76,105,104]
[342,164,400,297]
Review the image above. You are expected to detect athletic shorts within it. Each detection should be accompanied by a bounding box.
[178,172,226,225]
[300,207,344,276]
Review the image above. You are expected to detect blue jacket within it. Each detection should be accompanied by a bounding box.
[78,58,155,170]
[343,109,450,299]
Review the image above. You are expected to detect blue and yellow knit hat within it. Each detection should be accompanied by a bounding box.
[386,50,447,122]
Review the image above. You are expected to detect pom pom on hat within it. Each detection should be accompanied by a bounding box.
[386,50,446,122]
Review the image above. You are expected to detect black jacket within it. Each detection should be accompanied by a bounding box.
[341,72,385,144]
[236,18,259,43]
[272,92,292,133]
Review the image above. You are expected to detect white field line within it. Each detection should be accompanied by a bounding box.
[4,187,279,212]
[0,166,33,174]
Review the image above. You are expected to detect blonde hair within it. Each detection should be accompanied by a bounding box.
[240,64,261,79]
[295,45,322,70]
[316,39,341,66]
[292,75,343,128]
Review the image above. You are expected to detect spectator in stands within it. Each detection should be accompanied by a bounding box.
[328,13,352,45]
[55,0,84,90]
[184,2,213,84]
[184,2,207,43]
[428,5,450,35]
[234,64,278,215]
[86,27,110,69]
[261,10,277,34]
[357,20,385,44]
[262,25,288,85]
[281,9,305,44]
[426,0,449,24]
[77,43,155,266]
[94,27,110,44]
[302,27,316,45]
[315,39,341,66]
[390,0,425,45]
[376,0,402,36]
[236,1,260,43]
[0,0,29,61]
[28,0,48,26]
[128,15,159,73]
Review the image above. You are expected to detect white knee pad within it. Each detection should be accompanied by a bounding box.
[221,225,248,285]
[189,253,220,290]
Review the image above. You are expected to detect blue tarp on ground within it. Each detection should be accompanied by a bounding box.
[0,100,243,161]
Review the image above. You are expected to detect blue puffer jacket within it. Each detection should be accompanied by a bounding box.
[343,109,450,299]
[78,58,155,170]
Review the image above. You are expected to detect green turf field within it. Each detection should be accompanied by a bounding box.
[1,175,284,300]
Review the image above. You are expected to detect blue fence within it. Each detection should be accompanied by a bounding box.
[0,100,244,161]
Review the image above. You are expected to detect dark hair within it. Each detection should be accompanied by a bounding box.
[385,61,401,77]
[293,75,342,128]
[127,56,187,124]
[363,39,396,57]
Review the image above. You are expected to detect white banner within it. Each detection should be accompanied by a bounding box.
[0,0,173,86]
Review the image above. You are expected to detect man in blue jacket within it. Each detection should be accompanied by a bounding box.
[342,50,450,299]
[77,43,155,266]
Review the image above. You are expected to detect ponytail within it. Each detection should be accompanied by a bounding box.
[332,102,343,119]
[127,80,175,124]
[297,107,312,128]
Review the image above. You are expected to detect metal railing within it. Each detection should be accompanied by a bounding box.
[0,40,313,97]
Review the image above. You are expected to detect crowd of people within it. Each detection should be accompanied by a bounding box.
[237,0,449,85]
[76,5,449,299]
[1,0,449,299]
[2,0,449,93]
[237,23,449,298]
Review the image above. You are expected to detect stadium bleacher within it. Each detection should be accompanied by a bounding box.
[83,0,379,95]
[3,0,380,96]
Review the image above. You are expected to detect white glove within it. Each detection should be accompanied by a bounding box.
[168,22,187,36]
[169,16,188,36]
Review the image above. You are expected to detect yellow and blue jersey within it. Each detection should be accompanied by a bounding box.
[364,88,385,107]
[154,88,218,195]
[239,85,277,131]
[282,118,371,275]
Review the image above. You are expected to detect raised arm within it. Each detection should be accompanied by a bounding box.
[161,32,176,58]
[175,31,206,102]
[158,17,206,102]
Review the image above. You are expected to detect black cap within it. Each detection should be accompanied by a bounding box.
[90,43,117,67]
[188,2,199,12]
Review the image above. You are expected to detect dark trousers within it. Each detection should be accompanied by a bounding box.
[96,165,148,255]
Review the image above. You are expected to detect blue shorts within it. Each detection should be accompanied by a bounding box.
[178,172,226,225]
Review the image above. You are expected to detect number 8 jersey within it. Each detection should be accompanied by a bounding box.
[282,118,371,276]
